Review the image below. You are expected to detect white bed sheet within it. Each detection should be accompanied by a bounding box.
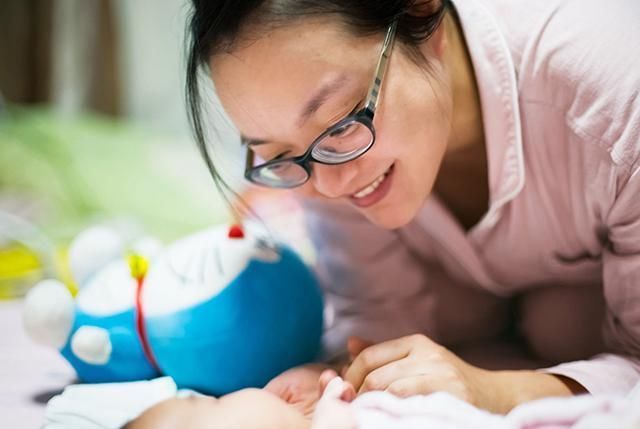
[0,299,75,429]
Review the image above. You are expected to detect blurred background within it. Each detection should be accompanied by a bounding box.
[0,0,259,300]
[0,3,310,426]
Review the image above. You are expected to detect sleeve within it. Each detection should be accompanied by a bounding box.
[300,198,436,361]
[542,161,640,395]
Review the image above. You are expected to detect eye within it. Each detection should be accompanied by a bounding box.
[267,152,289,163]
[250,149,289,166]
[327,100,362,129]
[329,122,359,138]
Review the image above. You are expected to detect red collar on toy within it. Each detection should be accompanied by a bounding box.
[134,275,160,372]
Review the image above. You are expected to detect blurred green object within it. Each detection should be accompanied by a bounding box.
[0,106,230,297]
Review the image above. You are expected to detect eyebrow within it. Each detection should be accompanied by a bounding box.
[241,136,267,146]
[241,74,349,147]
[297,74,349,128]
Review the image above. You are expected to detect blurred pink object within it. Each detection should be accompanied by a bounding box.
[312,377,640,429]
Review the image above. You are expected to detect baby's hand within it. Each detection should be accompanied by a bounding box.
[264,363,328,417]
[311,370,357,429]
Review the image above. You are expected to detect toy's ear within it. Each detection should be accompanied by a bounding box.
[69,226,125,286]
[23,279,74,349]
[70,326,112,365]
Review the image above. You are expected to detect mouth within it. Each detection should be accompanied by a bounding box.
[348,164,394,208]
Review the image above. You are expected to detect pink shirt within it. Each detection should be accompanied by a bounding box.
[301,0,640,395]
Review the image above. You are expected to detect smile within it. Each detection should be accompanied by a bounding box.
[349,164,394,208]
[352,169,390,198]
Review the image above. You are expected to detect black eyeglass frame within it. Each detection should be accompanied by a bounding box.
[244,20,398,189]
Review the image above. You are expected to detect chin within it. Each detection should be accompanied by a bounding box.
[360,204,417,230]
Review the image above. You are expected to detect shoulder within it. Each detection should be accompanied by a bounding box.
[479,0,640,167]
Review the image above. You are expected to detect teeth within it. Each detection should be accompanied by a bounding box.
[352,169,389,199]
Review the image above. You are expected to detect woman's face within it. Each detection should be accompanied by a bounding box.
[211,18,453,229]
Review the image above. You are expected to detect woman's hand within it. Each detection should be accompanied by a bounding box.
[343,334,587,414]
[343,334,489,407]
[264,363,331,417]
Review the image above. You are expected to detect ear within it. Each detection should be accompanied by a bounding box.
[408,0,443,16]
[428,12,448,59]
[408,0,449,59]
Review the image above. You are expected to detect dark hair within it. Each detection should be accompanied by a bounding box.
[185,0,448,202]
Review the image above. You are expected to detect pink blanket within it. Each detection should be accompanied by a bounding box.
[312,377,640,429]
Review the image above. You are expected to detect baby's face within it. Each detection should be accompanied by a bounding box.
[131,389,310,429]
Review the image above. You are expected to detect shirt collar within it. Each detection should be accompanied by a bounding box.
[450,0,525,229]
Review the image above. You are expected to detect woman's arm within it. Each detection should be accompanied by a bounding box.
[478,370,586,413]
[537,161,640,396]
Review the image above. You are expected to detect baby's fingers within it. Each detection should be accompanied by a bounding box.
[319,369,339,394]
[319,375,356,402]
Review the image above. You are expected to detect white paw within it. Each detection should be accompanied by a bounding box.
[71,326,112,365]
[23,280,74,349]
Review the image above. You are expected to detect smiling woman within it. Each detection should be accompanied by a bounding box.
[179,0,640,420]
[187,0,454,228]
[210,10,456,228]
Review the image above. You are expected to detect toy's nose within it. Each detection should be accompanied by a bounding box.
[228,224,245,239]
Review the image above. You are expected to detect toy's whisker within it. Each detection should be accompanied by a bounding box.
[213,246,224,277]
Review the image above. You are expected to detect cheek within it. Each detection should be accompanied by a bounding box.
[293,183,323,199]
[372,99,451,168]
[373,61,453,162]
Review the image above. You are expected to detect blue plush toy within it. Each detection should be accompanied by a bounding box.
[23,224,324,396]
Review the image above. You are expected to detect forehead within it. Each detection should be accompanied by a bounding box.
[210,20,378,136]
[220,388,285,410]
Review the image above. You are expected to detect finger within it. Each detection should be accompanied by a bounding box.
[343,336,414,391]
[313,380,358,429]
[320,377,354,402]
[385,375,432,398]
[387,374,471,403]
[264,378,289,399]
[347,336,374,361]
[341,381,357,402]
[357,358,414,395]
[318,369,338,394]
[339,364,349,378]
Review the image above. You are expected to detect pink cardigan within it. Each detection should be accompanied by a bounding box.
[301,0,640,395]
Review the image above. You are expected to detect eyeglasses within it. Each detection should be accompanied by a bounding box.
[244,21,398,189]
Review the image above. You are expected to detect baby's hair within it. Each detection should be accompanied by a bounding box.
[184,0,449,207]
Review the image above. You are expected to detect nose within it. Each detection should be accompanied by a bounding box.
[310,162,360,198]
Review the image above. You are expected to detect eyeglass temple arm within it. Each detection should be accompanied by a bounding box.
[363,20,398,117]
[245,145,255,171]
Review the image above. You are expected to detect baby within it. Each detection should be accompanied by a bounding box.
[123,368,640,429]
[123,369,362,429]
[123,388,312,429]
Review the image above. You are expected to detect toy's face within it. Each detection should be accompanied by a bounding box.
[143,226,279,316]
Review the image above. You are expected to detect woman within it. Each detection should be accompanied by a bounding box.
[186,0,640,414]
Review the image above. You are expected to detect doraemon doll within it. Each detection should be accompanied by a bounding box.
[24,223,324,396]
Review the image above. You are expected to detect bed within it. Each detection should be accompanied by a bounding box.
[0,299,75,429]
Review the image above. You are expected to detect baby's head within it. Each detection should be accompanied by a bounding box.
[126,388,310,429]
